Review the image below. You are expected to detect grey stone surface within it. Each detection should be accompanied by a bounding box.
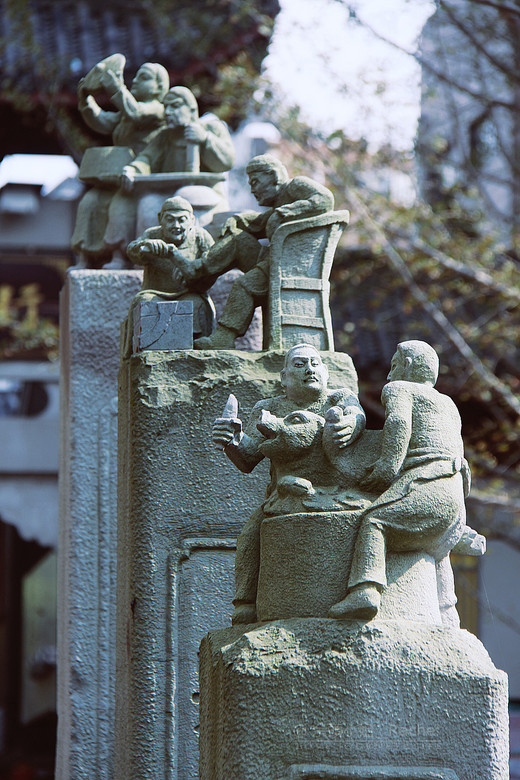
[133,299,193,352]
[116,349,358,779]
[200,620,509,780]
[57,269,141,780]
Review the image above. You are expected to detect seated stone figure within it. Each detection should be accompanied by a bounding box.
[106,86,235,260]
[123,196,215,356]
[212,343,365,624]
[328,340,474,620]
[188,154,334,349]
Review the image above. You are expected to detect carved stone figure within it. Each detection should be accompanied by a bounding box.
[190,154,335,349]
[103,86,235,263]
[328,340,474,620]
[71,55,170,267]
[123,196,215,356]
[212,343,366,624]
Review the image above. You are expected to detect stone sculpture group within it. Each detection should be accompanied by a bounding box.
[213,340,484,627]
[67,53,508,780]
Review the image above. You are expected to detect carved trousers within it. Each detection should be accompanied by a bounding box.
[348,471,465,591]
[233,505,265,606]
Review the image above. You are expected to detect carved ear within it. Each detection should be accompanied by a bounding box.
[280,368,287,387]
[405,356,413,369]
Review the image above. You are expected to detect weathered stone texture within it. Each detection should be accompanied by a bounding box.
[200,620,509,780]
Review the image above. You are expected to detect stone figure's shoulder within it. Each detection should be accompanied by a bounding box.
[250,394,286,416]
[194,224,215,250]
[141,226,163,240]
[200,113,231,137]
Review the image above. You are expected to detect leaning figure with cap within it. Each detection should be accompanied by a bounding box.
[172,154,334,349]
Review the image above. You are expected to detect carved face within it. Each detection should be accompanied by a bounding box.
[131,66,158,101]
[247,169,279,206]
[281,347,329,403]
[257,410,325,460]
[160,209,193,245]
[164,96,194,128]
[387,348,413,382]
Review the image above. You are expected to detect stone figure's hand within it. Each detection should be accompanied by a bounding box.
[121,167,135,193]
[139,239,168,257]
[213,418,242,450]
[77,78,89,100]
[360,460,395,492]
[184,123,208,144]
[325,407,357,449]
[99,68,122,93]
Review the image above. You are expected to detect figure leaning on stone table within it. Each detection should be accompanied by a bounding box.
[71,57,170,267]
[103,86,235,262]
[328,340,484,622]
[172,154,334,349]
[212,343,366,624]
[122,196,215,357]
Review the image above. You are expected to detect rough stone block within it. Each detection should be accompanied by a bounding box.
[132,299,193,352]
[116,349,359,779]
[199,620,509,780]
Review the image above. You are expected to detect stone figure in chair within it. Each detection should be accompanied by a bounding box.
[178,154,335,349]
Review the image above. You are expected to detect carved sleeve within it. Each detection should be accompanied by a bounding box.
[199,118,236,173]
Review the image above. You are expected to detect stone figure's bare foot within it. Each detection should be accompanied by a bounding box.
[328,584,381,620]
[194,325,236,349]
[231,603,257,624]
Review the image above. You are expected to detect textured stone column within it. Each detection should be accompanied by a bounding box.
[57,270,142,780]
[116,349,358,780]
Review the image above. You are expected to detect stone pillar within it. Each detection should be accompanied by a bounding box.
[116,349,358,779]
[57,270,141,780]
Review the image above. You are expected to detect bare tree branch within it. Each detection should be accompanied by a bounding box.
[386,227,520,303]
[466,0,520,18]
[340,3,517,110]
[347,188,520,417]
[438,0,520,84]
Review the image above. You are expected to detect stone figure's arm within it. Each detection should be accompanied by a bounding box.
[213,399,265,474]
[109,86,165,124]
[361,383,413,490]
[170,230,215,283]
[327,390,366,449]
[78,86,120,136]
[127,229,166,264]
[198,117,236,172]
[277,177,334,220]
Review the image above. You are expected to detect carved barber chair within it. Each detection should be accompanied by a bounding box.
[265,210,350,350]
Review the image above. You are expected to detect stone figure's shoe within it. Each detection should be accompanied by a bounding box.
[193,325,236,349]
[328,585,381,620]
[231,603,257,624]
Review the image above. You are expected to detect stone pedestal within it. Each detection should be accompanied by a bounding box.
[199,619,509,780]
[116,349,358,779]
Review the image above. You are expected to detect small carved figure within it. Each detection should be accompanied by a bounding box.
[190,154,334,349]
[120,87,235,188]
[212,343,365,624]
[71,56,170,267]
[105,86,235,259]
[328,340,473,620]
[123,196,215,355]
